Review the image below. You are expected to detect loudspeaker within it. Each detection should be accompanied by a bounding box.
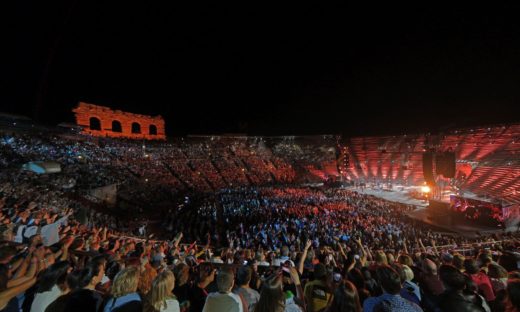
[442,151,456,178]
[435,153,446,176]
[422,152,436,185]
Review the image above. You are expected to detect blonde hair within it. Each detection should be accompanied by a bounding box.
[402,265,414,281]
[111,266,140,298]
[375,250,388,265]
[146,270,175,312]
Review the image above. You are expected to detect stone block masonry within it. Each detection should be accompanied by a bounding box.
[73,102,166,140]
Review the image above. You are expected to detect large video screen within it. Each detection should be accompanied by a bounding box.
[449,195,503,227]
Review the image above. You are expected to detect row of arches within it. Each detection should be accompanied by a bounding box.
[89,117,158,135]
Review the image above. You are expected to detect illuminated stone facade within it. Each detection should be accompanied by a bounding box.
[73,102,166,140]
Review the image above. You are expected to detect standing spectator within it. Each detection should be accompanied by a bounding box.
[399,265,421,306]
[273,247,295,267]
[188,267,216,312]
[62,263,105,312]
[438,264,490,312]
[304,264,333,312]
[103,267,142,312]
[254,273,302,312]
[202,268,244,312]
[325,280,362,312]
[464,259,495,302]
[31,261,70,312]
[233,266,260,311]
[363,265,422,312]
[504,279,520,312]
[44,270,82,312]
[144,270,180,312]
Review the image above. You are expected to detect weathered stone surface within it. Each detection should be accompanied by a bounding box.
[72,102,166,140]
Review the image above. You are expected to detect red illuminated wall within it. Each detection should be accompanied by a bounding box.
[73,102,166,140]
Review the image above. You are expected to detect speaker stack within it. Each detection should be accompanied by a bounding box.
[423,150,456,182]
[422,151,436,186]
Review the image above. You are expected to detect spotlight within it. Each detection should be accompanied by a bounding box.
[421,186,431,193]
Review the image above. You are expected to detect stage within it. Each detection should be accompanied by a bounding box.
[406,207,506,237]
[344,185,429,208]
[343,184,517,237]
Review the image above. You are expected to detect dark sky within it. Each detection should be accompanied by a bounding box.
[3,3,520,136]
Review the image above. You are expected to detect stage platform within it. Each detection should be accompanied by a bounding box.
[344,185,429,208]
[342,185,514,237]
[406,207,506,238]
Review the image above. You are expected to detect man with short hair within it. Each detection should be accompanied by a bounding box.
[273,246,295,267]
[438,264,490,312]
[419,258,445,297]
[363,265,423,312]
[233,266,259,311]
[203,268,244,312]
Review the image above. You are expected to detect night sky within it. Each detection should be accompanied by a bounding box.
[4,3,520,136]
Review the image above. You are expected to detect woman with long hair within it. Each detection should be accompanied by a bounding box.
[31,261,70,312]
[325,280,361,312]
[254,272,302,312]
[144,270,180,312]
[253,274,285,312]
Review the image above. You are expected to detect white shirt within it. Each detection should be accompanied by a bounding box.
[203,292,243,312]
[30,284,63,312]
[160,298,181,312]
[273,256,295,267]
[257,261,270,267]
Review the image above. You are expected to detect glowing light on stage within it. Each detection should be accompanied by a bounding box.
[421,185,431,193]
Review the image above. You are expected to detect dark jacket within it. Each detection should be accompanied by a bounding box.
[438,290,490,312]
[62,289,104,312]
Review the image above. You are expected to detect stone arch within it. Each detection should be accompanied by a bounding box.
[112,120,122,132]
[131,122,141,134]
[89,117,101,131]
[149,124,157,135]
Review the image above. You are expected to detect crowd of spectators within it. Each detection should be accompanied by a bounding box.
[1,131,520,312]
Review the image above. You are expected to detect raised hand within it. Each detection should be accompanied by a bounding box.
[305,239,312,250]
[288,267,301,286]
